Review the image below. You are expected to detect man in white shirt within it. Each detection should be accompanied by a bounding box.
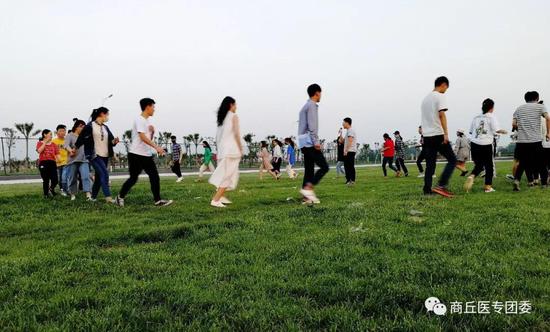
[420,76,457,197]
[342,117,356,185]
[116,98,173,207]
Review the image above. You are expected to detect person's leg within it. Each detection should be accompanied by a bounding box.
[469,143,484,177]
[208,162,215,172]
[90,158,102,199]
[436,139,457,188]
[400,158,408,175]
[482,145,494,187]
[388,158,398,173]
[50,162,59,193]
[395,157,402,172]
[62,166,70,193]
[142,156,162,202]
[423,136,438,193]
[535,143,548,186]
[349,152,356,181]
[119,153,143,199]
[514,144,525,182]
[38,162,50,196]
[57,167,63,191]
[67,163,78,195]
[416,150,425,173]
[344,155,352,182]
[171,161,182,178]
[311,149,329,186]
[79,162,91,194]
[301,147,315,188]
[382,157,388,176]
[199,164,207,178]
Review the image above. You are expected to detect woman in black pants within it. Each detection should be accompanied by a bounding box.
[36,129,59,197]
[464,98,507,193]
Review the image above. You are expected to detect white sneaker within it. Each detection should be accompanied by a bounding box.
[60,190,68,197]
[417,173,424,178]
[115,195,125,207]
[155,199,173,207]
[300,189,320,204]
[70,195,76,201]
[484,187,496,193]
[220,197,232,204]
[176,177,184,183]
[210,200,226,208]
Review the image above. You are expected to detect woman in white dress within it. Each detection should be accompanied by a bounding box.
[209,96,243,208]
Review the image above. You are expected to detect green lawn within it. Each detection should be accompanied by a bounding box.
[0,162,548,331]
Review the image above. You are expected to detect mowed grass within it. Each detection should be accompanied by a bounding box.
[0,161,548,331]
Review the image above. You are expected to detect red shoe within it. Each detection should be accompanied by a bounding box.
[432,186,454,198]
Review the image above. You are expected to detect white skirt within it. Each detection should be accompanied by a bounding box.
[208,157,241,190]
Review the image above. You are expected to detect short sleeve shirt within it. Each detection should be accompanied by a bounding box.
[421,91,448,137]
[129,115,154,157]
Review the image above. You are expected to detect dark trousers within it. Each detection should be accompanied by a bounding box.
[544,148,550,173]
[514,142,547,185]
[171,160,182,178]
[119,153,161,201]
[423,135,457,193]
[470,143,494,186]
[301,147,329,188]
[344,152,356,182]
[271,158,282,173]
[395,157,408,175]
[382,156,397,176]
[90,156,111,198]
[416,149,426,173]
[39,160,58,196]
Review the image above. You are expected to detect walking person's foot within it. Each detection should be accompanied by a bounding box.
[484,187,496,193]
[210,200,226,208]
[155,199,173,207]
[115,195,125,207]
[176,177,184,183]
[300,188,320,204]
[219,196,232,204]
[505,174,515,182]
[417,173,425,178]
[513,180,521,192]
[432,186,454,198]
[70,194,76,201]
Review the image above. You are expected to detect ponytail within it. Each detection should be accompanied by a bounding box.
[91,107,109,121]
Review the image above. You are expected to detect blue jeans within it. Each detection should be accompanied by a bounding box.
[336,161,345,176]
[67,162,91,194]
[90,157,111,198]
[58,166,69,192]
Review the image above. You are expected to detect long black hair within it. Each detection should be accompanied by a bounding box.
[71,119,86,132]
[217,96,235,127]
[284,137,295,148]
[91,107,109,121]
[40,129,51,141]
[273,139,283,147]
[202,140,211,150]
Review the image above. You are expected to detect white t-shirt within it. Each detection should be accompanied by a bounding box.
[129,115,154,157]
[344,127,357,152]
[92,122,109,157]
[421,91,448,137]
[469,113,502,145]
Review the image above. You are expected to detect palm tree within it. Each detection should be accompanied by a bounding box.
[243,133,255,166]
[188,133,201,158]
[14,122,40,166]
[2,128,17,173]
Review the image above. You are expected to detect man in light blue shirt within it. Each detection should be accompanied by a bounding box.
[298,84,329,204]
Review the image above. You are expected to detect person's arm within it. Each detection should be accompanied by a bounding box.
[138,132,165,155]
[307,104,320,149]
[344,136,353,155]
[36,140,48,153]
[232,115,243,154]
[439,111,449,143]
[544,113,550,140]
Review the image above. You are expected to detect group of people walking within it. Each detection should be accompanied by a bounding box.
[35,78,550,208]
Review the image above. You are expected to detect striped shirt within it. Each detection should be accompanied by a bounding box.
[513,103,548,143]
[395,136,406,158]
[171,143,181,161]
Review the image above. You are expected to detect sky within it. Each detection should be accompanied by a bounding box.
[1,0,550,150]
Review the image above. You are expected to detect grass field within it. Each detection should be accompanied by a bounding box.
[0,161,548,331]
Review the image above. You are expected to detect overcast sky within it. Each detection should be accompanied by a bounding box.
[2,0,549,148]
